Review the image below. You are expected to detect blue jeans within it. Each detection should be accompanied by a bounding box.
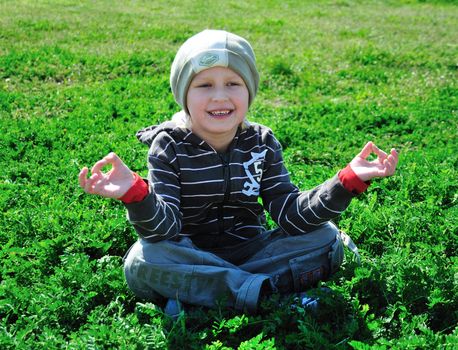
[123,222,344,313]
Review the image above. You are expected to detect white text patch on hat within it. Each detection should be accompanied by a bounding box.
[186,29,229,73]
[191,49,229,73]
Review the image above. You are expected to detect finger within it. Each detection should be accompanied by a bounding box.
[372,143,388,162]
[358,141,374,159]
[105,152,127,170]
[91,152,118,175]
[83,173,96,193]
[390,148,399,164]
[386,155,398,174]
[386,154,399,176]
[78,167,89,188]
[92,152,125,175]
[91,177,107,195]
[91,158,110,176]
[84,172,100,194]
[375,160,390,178]
[383,158,394,176]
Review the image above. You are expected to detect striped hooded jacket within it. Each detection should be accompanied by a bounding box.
[124,121,358,250]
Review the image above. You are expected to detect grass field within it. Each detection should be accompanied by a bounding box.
[1,0,457,348]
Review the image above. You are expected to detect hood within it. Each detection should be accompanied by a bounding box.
[136,111,191,147]
[136,111,210,149]
[136,121,181,147]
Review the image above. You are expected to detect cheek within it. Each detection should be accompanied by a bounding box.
[239,92,249,110]
[186,92,205,113]
[240,89,249,106]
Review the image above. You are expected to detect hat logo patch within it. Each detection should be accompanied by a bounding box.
[199,53,219,67]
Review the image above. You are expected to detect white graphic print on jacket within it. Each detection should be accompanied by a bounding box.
[242,150,267,196]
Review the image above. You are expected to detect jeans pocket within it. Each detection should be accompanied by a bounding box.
[289,246,330,292]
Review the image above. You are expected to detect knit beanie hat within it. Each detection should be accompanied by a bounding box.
[170,29,259,114]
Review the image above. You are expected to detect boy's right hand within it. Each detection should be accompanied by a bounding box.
[78,152,135,199]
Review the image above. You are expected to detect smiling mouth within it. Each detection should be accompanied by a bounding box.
[208,110,233,118]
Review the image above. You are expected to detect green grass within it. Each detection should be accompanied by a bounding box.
[1,0,457,348]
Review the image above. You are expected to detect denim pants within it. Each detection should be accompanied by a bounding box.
[123,222,344,313]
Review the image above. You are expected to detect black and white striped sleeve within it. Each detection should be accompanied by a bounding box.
[124,132,182,242]
[260,130,356,235]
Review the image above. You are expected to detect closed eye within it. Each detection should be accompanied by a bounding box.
[227,81,242,87]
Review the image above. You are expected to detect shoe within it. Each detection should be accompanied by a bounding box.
[164,299,182,320]
[296,294,319,310]
[291,287,332,312]
[291,292,319,312]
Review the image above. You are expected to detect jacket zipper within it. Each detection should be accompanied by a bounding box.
[218,153,231,235]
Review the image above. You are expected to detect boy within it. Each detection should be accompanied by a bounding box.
[79,30,398,315]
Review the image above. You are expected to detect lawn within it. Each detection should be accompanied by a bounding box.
[1,0,457,348]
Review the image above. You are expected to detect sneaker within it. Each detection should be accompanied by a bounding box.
[291,287,332,312]
[291,292,319,312]
[163,299,182,320]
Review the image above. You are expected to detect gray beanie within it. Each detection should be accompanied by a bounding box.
[170,29,259,114]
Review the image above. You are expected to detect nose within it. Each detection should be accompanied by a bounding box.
[211,86,229,102]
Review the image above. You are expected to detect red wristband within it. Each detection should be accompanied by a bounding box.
[119,173,149,203]
[338,165,370,195]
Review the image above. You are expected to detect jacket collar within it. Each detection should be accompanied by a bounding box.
[136,120,243,154]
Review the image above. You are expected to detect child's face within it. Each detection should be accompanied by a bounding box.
[186,67,249,143]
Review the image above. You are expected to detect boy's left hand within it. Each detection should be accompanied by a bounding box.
[349,142,399,182]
